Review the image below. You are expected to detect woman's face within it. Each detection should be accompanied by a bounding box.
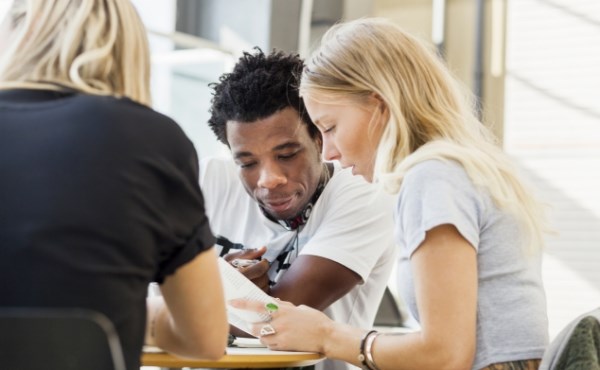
[304,95,387,182]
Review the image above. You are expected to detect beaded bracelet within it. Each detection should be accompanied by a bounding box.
[358,330,379,370]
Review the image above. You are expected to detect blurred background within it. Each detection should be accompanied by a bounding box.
[2,0,599,340]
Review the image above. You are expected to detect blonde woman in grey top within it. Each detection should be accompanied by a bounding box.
[232,17,549,370]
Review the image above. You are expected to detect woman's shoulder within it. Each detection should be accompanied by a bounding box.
[405,158,469,184]
[66,94,196,164]
[79,94,175,126]
[82,94,190,142]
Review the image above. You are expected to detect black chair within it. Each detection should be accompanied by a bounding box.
[0,308,126,370]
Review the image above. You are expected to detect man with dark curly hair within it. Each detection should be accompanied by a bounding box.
[201,48,396,370]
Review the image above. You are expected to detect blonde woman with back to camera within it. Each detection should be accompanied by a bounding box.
[0,1,228,369]
[233,17,549,370]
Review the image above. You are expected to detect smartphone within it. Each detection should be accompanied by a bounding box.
[231,258,260,268]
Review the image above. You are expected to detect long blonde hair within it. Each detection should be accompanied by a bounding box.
[0,0,151,106]
[301,17,547,253]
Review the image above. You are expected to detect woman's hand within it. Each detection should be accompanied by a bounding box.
[229,299,334,353]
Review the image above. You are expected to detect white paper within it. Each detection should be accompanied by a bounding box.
[230,337,267,348]
[217,258,275,336]
[225,346,319,355]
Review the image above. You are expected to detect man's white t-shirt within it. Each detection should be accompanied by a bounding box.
[201,156,397,370]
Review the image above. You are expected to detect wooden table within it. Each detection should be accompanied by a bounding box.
[142,346,324,369]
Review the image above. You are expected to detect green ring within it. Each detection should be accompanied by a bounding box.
[265,302,279,313]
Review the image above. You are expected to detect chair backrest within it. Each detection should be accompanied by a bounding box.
[540,307,600,370]
[0,308,126,370]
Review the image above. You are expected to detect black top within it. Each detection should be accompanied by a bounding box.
[0,89,215,370]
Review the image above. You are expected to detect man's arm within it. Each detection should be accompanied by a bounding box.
[226,247,361,310]
[265,175,395,310]
[227,253,360,338]
[270,255,362,309]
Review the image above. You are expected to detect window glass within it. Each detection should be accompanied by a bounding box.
[133,0,231,159]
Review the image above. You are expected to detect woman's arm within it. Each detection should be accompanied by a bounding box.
[361,224,478,369]
[146,247,228,360]
[233,224,477,370]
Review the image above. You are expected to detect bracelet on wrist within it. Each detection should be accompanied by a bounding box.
[364,331,382,370]
[358,330,379,370]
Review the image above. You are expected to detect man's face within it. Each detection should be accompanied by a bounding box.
[226,107,324,220]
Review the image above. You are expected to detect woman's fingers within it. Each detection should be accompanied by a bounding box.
[229,298,293,312]
[229,298,268,312]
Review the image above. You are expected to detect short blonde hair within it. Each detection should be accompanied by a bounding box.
[0,0,151,106]
[301,17,547,253]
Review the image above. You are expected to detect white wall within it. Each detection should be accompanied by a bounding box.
[504,0,600,338]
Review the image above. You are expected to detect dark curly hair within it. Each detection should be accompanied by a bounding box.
[208,48,319,145]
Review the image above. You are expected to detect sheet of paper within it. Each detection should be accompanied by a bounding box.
[144,345,319,356]
[142,345,164,353]
[218,258,275,336]
[230,337,267,348]
[226,347,319,355]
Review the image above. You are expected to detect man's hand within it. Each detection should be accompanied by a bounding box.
[224,246,271,293]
